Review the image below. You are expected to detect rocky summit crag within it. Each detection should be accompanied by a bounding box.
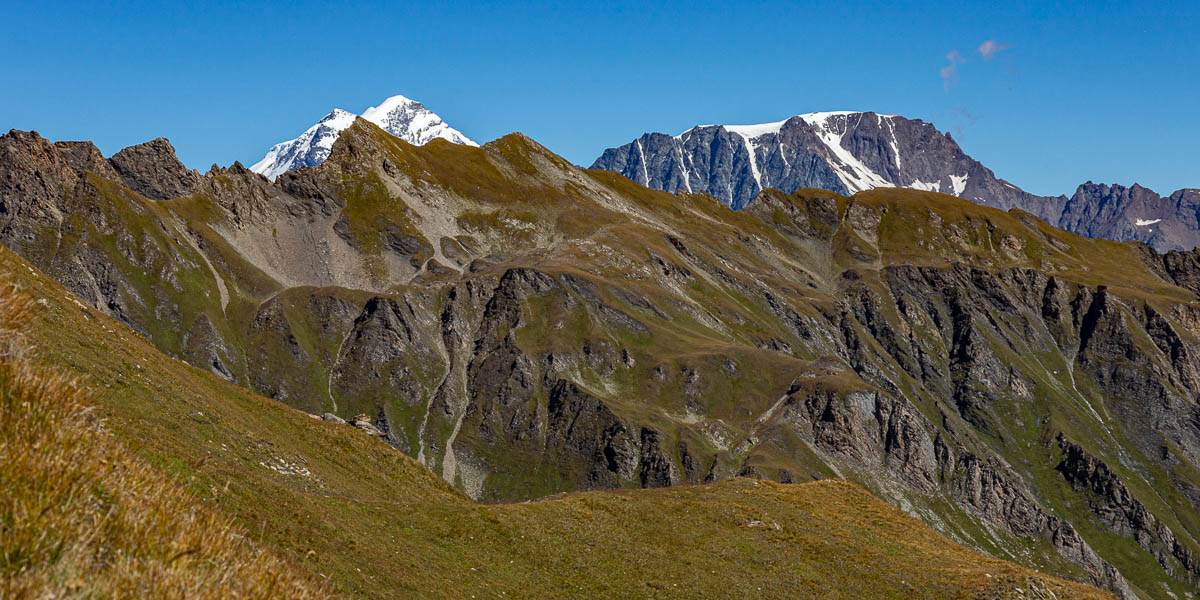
[2,121,1199,599]
[593,112,1200,251]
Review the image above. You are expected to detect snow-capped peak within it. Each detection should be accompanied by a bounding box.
[363,93,419,113]
[361,95,477,148]
[250,94,477,181]
[250,109,358,181]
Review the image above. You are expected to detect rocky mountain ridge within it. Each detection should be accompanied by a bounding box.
[591,112,1059,212]
[1058,182,1200,251]
[592,113,1199,251]
[2,122,1199,599]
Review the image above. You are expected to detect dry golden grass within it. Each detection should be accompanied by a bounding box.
[0,284,333,599]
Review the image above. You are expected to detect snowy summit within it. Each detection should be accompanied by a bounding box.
[250,94,476,180]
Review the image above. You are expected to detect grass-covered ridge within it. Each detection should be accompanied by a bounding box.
[0,247,1114,599]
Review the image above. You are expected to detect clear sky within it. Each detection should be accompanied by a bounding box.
[2,1,1196,196]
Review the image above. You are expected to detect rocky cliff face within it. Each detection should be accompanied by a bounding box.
[591,112,1063,215]
[2,122,1199,599]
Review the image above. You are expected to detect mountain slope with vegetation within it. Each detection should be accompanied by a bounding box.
[0,248,1112,599]
[1,121,1198,598]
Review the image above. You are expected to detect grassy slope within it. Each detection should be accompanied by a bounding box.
[0,281,330,599]
[0,246,1113,599]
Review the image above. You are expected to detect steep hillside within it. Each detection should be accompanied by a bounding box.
[0,248,1112,599]
[2,123,1199,598]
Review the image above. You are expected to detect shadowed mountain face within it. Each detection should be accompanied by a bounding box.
[592,113,1200,251]
[2,122,1199,599]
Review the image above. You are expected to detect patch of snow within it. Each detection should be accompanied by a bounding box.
[1135,218,1161,226]
[724,119,790,138]
[883,115,901,170]
[721,120,797,192]
[674,144,693,193]
[732,130,765,190]
[665,111,910,197]
[909,179,941,192]
[361,94,477,148]
[950,173,969,196]
[635,139,651,186]
[799,112,893,193]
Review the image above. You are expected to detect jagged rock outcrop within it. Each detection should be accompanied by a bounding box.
[108,137,201,200]
[0,130,86,263]
[1058,435,1199,583]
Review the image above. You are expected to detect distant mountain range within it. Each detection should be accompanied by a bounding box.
[591,112,1199,251]
[244,98,1199,250]
[250,94,476,180]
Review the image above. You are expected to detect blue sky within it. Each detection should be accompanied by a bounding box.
[2,1,1196,196]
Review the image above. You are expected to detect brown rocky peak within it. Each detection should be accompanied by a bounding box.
[2,128,50,147]
[53,141,119,180]
[0,129,87,208]
[109,137,201,200]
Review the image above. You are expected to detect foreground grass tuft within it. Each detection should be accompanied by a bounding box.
[0,283,332,599]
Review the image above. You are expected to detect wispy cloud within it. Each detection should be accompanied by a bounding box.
[940,50,966,92]
[977,39,1010,60]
